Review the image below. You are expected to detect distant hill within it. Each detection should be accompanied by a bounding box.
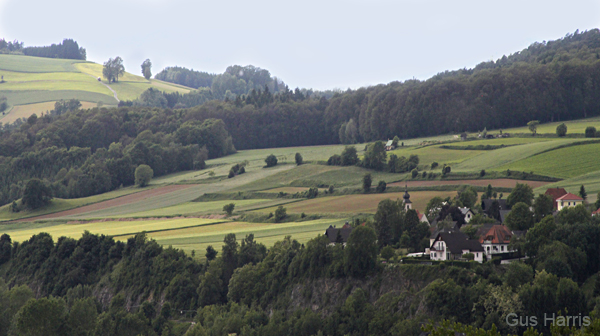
[0,54,193,124]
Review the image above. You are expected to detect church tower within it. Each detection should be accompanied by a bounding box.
[403,184,412,210]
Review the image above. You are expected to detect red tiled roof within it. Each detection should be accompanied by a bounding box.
[479,225,512,244]
[557,193,584,201]
[592,209,600,216]
[545,188,568,200]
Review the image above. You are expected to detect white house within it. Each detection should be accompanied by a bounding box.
[429,231,484,263]
[459,207,474,223]
[479,225,515,259]
[556,193,584,211]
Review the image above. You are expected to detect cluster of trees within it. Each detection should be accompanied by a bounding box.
[103,57,125,82]
[154,66,216,89]
[0,106,235,207]
[0,38,23,53]
[2,200,600,335]
[22,38,86,60]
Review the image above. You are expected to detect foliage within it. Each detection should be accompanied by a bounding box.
[507,183,534,207]
[344,226,378,277]
[340,146,359,166]
[141,59,152,80]
[556,123,567,136]
[528,120,540,135]
[223,203,235,216]
[22,38,86,60]
[585,126,597,138]
[533,194,554,222]
[504,202,534,231]
[22,178,53,209]
[135,164,154,187]
[376,180,386,193]
[580,185,587,200]
[103,56,125,82]
[362,173,372,193]
[295,152,303,165]
[380,246,395,261]
[362,141,386,170]
[265,154,278,167]
[274,205,287,222]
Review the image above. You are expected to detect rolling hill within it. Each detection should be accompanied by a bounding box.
[0,54,193,123]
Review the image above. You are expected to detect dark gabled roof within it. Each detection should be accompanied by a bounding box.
[474,223,496,238]
[545,187,568,200]
[481,199,509,211]
[499,210,511,224]
[429,224,458,239]
[431,230,484,254]
[325,225,352,244]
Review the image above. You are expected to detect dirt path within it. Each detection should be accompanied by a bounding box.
[84,73,119,102]
[388,179,551,189]
[14,185,194,222]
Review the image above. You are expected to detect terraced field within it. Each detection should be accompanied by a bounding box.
[114,218,345,253]
[1,101,99,123]
[0,54,192,121]
[503,117,600,135]
[498,142,600,178]
[256,191,458,215]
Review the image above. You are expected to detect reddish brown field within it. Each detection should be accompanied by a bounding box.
[15,185,194,222]
[389,179,551,189]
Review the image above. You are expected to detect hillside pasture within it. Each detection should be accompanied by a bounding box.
[387,145,484,167]
[111,199,281,218]
[1,101,99,123]
[0,90,118,106]
[534,170,600,204]
[453,138,595,171]
[502,117,600,135]
[497,143,600,179]
[0,54,83,72]
[255,191,457,214]
[114,218,345,253]
[1,218,227,243]
[389,179,551,189]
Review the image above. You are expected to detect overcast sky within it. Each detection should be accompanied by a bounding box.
[1,0,599,90]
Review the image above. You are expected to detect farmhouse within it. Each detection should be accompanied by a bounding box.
[325,223,352,246]
[385,140,395,151]
[429,230,484,263]
[479,225,515,258]
[545,187,568,209]
[556,193,584,211]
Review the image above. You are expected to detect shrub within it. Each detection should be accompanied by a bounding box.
[556,123,567,137]
[431,162,438,169]
[422,171,427,178]
[295,153,303,165]
[380,246,395,262]
[585,126,597,138]
[376,181,387,193]
[328,185,335,193]
[228,169,235,178]
[274,206,287,222]
[135,164,154,187]
[480,169,486,177]
[327,154,341,166]
[265,154,278,167]
[363,174,372,193]
[411,169,418,178]
[223,203,235,215]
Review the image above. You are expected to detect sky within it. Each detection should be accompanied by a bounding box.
[1,0,599,90]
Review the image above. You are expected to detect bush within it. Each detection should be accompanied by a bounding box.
[223,203,235,215]
[328,185,335,194]
[585,126,597,138]
[265,154,278,167]
[135,164,154,187]
[422,171,427,178]
[306,187,319,199]
[380,246,395,262]
[22,179,53,210]
[274,206,287,222]
[411,169,418,178]
[556,123,567,137]
[376,181,386,193]
[363,174,372,193]
[228,169,235,178]
[327,154,341,166]
[431,162,438,169]
[480,169,486,177]
[295,152,303,165]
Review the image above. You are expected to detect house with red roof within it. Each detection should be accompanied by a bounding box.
[479,225,515,259]
[545,187,568,209]
[593,208,600,217]
[415,209,430,225]
[556,193,584,211]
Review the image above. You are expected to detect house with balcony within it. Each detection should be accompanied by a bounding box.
[429,230,484,263]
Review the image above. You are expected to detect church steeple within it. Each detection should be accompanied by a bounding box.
[403,183,412,210]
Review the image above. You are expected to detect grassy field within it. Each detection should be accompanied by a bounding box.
[0,54,192,119]
[111,199,278,218]
[534,170,600,204]
[256,191,457,215]
[502,117,600,135]
[1,101,100,123]
[114,218,345,253]
[497,142,600,179]
[1,218,228,243]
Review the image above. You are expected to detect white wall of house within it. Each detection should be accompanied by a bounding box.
[482,241,513,258]
[462,249,484,263]
[430,240,448,261]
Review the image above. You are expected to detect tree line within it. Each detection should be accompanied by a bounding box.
[22,38,86,60]
[0,106,235,207]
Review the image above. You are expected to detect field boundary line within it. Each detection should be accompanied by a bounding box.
[109,220,233,238]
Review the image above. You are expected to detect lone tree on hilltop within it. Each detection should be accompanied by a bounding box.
[22,179,53,210]
[103,56,125,82]
[265,154,278,167]
[527,120,540,136]
[141,59,152,80]
[556,123,567,137]
[135,164,154,187]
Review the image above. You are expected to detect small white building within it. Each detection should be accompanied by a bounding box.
[556,193,584,211]
[429,231,484,263]
[459,207,474,223]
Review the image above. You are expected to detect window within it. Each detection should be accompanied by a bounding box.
[434,253,437,258]
[501,246,504,251]
[562,201,564,206]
